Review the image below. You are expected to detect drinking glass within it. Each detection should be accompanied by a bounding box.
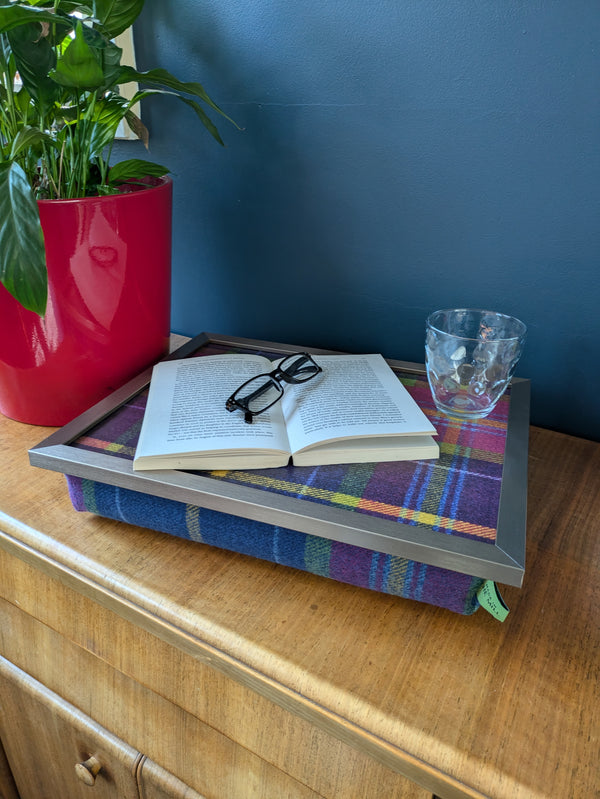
[425,309,526,420]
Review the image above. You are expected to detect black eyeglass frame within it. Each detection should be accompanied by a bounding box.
[225,352,323,423]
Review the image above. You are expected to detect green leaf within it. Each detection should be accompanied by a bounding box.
[86,95,128,155]
[176,93,225,146]
[0,161,47,316]
[14,85,33,118]
[118,66,238,144]
[92,0,144,38]
[0,27,13,69]
[96,36,122,90]
[10,125,54,159]
[125,85,224,145]
[53,2,93,12]
[7,21,59,109]
[118,65,232,121]
[50,20,104,89]
[107,158,168,185]
[0,5,71,34]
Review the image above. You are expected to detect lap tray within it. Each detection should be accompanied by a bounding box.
[29,333,530,615]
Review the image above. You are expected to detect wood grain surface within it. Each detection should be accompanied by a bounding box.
[0,407,598,798]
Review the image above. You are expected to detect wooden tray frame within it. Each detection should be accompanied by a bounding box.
[29,333,530,586]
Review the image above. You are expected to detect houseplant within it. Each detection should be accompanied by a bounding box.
[0,0,233,424]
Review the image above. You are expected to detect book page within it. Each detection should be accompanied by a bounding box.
[280,354,436,453]
[135,355,291,461]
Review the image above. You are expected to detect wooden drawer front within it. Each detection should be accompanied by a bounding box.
[0,599,333,799]
[0,551,431,799]
[0,737,19,799]
[0,656,209,799]
[0,656,142,799]
[138,757,207,799]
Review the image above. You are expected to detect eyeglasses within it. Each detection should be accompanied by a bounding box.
[225,352,322,423]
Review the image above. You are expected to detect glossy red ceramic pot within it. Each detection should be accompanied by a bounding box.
[0,177,172,426]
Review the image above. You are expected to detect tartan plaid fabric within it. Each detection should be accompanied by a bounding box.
[66,342,511,614]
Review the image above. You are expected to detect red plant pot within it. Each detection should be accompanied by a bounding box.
[0,177,172,426]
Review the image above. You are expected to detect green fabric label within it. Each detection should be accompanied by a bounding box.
[477,580,509,621]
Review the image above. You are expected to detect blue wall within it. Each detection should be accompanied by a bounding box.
[122,1,600,440]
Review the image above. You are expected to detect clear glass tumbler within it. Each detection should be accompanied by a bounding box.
[425,308,526,420]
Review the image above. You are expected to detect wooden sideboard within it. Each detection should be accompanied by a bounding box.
[0,407,598,798]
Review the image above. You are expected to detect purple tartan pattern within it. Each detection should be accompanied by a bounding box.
[66,474,483,615]
[66,341,512,614]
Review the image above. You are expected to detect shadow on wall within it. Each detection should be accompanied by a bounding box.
[128,1,600,441]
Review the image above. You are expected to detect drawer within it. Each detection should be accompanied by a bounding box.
[0,599,324,798]
[0,737,19,799]
[0,655,214,799]
[0,572,431,799]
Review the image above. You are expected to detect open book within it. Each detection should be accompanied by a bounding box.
[133,352,438,471]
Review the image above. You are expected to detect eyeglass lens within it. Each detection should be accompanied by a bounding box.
[235,377,283,414]
[277,353,320,382]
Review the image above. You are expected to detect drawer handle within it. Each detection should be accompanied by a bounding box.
[75,756,102,786]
